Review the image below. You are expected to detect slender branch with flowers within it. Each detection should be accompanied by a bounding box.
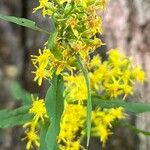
[0,0,149,150]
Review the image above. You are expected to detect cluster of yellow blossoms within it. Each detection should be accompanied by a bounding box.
[58,50,145,148]
[92,107,125,146]
[64,50,145,103]
[58,104,86,150]
[23,0,145,149]
[24,96,125,149]
[23,96,47,149]
[58,104,125,149]
[31,48,75,86]
[31,0,106,85]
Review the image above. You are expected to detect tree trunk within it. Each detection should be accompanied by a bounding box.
[103,0,150,149]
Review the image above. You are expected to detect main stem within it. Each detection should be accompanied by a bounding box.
[76,55,92,147]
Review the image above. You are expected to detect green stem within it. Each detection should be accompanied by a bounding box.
[76,55,92,147]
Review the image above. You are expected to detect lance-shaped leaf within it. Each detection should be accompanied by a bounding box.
[0,14,50,34]
[0,106,33,128]
[11,81,32,105]
[39,122,49,150]
[92,96,150,114]
[76,55,92,147]
[45,74,64,150]
[122,122,150,136]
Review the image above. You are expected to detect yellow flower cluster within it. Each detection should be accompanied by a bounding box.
[30,48,145,149]
[34,0,107,17]
[23,96,125,149]
[64,49,145,103]
[92,107,125,146]
[64,74,87,103]
[31,0,106,86]
[31,48,75,86]
[23,96,47,149]
[25,0,146,150]
[58,104,86,150]
[33,0,56,17]
[57,103,125,148]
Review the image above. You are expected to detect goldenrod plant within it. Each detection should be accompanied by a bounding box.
[0,0,150,150]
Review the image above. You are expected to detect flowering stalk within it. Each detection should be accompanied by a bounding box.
[0,0,149,150]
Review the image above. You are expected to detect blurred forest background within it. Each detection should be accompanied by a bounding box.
[0,0,150,150]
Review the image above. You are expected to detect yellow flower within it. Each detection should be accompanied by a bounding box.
[23,120,37,131]
[66,17,78,28]
[122,84,133,100]
[71,41,86,54]
[23,96,47,150]
[33,66,46,86]
[102,114,115,127]
[108,49,122,59]
[64,74,87,103]
[88,55,101,70]
[122,70,132,83]
[31,48,53,86]
[33,0,48,12]
[24,130,40,150]
[29,96,47,121]
[50,56,75,75]
[99,126,112,146]
[85,15,102,35]
[31,48,50,68]
[133,67,145,83]
[92,107,125,146]
[109,107,125,120]
[104,77,123,98]
[33,0,55,16]
[108,49,127,68]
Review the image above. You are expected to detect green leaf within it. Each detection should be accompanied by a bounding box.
[45,73,64,150]
[92,96,150,114]
[11,81,32,105]
[0,14,50,34]
[48,32,62,59]
[122,122,150,136]
[0,106,33,128]
[76,55,92,147]
[39,123,49,150]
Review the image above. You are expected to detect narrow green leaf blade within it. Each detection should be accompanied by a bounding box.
[122,122,150,136]
[92,96,150,114]
[76,55,92,147]
[45,74,64,150]
[0,14,50,34]
[11,81,32,105]
[0,106,33,128]
[39,123,49,150]
[0,114,33,128]
[0,106,30,119]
